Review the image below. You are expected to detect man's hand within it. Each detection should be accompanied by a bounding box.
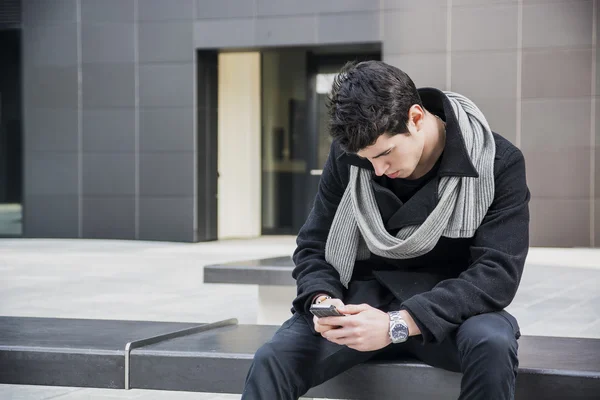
[319,304,391,352]
[313,298,345,335]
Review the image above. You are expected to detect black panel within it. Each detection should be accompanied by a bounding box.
[204,256,294,285]
[196,50,218,242]
[130,325,600,399]
[2,317,599,399]
[0,317,201,388]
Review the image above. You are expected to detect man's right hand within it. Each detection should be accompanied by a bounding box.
[313,298,346,335]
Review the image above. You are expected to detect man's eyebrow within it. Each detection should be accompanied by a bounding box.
[372,148,392,159]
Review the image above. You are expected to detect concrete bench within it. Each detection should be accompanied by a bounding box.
[1,316,599,399]
[204,256,296,324]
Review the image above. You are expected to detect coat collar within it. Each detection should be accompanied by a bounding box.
[336,87,479,179]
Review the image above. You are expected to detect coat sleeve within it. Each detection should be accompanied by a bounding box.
[401,147,530,344]
[292,142,348,316]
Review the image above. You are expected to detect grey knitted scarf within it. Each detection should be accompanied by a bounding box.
[324,92,496,288]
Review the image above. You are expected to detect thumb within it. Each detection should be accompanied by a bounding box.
[340,303,371,315]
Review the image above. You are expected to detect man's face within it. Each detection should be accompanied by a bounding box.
[356,128,425,179]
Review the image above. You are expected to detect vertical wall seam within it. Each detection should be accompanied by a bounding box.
[193,0,198,240]
[516,0,523,149]
[134,0,140,239]
[446,0,452,91]
[591,0,597,247]
[379,0,384,43]
[76,0,82,238]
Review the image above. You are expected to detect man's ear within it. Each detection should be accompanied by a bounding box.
[407,104,425,130]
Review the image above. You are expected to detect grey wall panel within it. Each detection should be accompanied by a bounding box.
[473,98,517,144]
[138,22,194,63]
[384,0,446,9]
[81,23,135,64]
[138,0,195,21]
[23,23,78,66]
[597,4,600,96]
[24,66,78,108]
[82,197,136,239]
[384,8,446,54]
[26,108,79,152]
[24,195,79,238]
[139,108,194,151]
[520,98,592,149]
[255,16,316,46]
[597,46,600,97]
[196,0,256,19]
[596,199,600,246]
[453,0,517,4]
[139,153,195,196]
[596,145,600,198]
[82,64,135,107]
[522,49,592,98]
[317,12,380,44]
[529,198,591,247]
[22,0,77,25]
[82,109,136,152]
[597,100,600,199]
[82,153,136,196]
[451,51,517,99]
[138,197,194,242]
[384,53,447,90]
[522,0,593,49]
[139,63,194,107]
[452,4,518,51]
[194,18,255,48]
[256,0,315,16]
[317,0,379,14]
[25,152,78,196]
[81,0,135,23]
[523,147,591,199]
[257,0,378,16]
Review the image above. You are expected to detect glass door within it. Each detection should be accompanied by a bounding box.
[303,52,381,222]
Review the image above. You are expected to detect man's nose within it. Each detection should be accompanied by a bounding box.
[372,161,387,176]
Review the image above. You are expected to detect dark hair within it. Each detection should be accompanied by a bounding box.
[327,60,423,153]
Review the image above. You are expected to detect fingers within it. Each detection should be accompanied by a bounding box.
[322,326,353,340]
[318,316,348,326]
[341,303,371,315]
[314,317,339,334]
[319,298,345,309]
[324,332,361,348]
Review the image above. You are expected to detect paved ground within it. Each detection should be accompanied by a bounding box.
[1,237,599,399]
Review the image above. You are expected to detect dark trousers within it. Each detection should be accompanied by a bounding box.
[241,289,520,400]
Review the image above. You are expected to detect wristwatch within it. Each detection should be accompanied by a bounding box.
[388,311,409,344]
[314,294,332,304]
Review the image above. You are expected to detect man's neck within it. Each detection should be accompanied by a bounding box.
[409,113,446,179]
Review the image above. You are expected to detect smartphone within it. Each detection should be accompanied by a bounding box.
[310,304,345,318]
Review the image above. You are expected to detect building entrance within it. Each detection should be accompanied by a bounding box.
[261,46,380,235]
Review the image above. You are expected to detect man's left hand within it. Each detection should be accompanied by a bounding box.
[319,303,392,352]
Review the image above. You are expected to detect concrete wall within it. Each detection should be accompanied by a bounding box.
[22,0,600,246]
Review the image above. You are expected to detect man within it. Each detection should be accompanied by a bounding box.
[242,61,529,400]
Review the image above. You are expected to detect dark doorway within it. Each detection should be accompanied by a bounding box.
[196,50,218,242]
[304,51,381,223]
[0,28,22,237]
[260,46,380,236]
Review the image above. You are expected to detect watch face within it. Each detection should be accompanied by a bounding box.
[392,323,409,340]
